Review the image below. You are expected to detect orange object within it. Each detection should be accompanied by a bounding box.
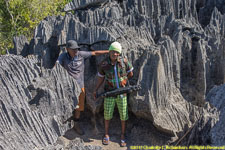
[76,88,85,111]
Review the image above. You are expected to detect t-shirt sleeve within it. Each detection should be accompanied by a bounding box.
[125,58,134,73]
[79,51,92,59]
[56,53,65,65]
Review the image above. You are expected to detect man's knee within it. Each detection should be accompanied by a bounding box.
[120,113,128,121]
[104,110,113,120]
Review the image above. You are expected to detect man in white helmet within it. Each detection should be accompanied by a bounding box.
[94,41,134,147]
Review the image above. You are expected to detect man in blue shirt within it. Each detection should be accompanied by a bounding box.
[57,40,108,135]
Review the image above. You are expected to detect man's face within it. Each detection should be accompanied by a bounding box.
[67,48,78,58]
[109,50,120,61]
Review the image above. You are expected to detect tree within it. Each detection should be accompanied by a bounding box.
[0,0,72,54]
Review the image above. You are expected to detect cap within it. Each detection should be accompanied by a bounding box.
[66,40,80,49]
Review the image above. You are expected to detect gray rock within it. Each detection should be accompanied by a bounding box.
[205,84,225,146]
[8,0,225,147]
[11,35,29,57]
[0,55,81,149]
[65,138,102,150]
[63,0,109,12]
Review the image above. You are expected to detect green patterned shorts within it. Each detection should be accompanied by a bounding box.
[104,95,128,121]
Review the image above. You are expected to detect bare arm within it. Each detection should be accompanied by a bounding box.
[91,50,109,56]
[93,76,105,100]
[128,71,133,79]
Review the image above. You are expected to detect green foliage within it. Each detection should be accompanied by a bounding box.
[0,0,72,54]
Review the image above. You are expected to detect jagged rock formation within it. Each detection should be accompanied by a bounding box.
[181,84,225,146]
[11,36,30,57]
[0,55,102,149]
[5,0,225,148]
[205,85,225,146]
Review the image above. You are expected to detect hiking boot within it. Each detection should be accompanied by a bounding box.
[73,122,84,135]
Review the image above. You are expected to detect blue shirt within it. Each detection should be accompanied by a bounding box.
[57,51,92,88]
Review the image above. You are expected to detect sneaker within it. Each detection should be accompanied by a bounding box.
[73,122,84,135]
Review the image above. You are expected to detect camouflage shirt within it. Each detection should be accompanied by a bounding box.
[98,56,133,91]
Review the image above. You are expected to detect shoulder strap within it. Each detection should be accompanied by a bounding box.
[119,56,126,71]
